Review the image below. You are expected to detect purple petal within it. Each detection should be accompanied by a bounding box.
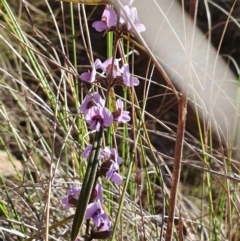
[86,200,104,227]
[122,64,139,87]
[106,162,119,181]
[62,196,71,209]
[116,156,123,165]
[102,146,111,158]
[80,72,92,82]
[62,186,81,209]
[119,6,131,24]
[94,59,104,70]
[92,21,107,32]
[86,202,97,219]
[85,106,113,131]
[135,23,146,32]
[103,7,117,28]
[80,92,105,113]
[98,213,111,231]
[101,58,121,78]
[111,172,123,185]
[82,145,92,158]
[114,99,131,123]
[116,99,123,109]
[100,107,113,127]
[95,183,103,200]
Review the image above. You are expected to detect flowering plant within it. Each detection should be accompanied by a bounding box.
[61,1,145,240]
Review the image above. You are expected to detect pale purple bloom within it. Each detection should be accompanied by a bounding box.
[102,147,123,165]
[62,186,81,209]
[98,213,111,231]
[106,160,123,185]
[121,64,139,87]
[90,58,121,79]
[80,59,103,83]
[62,184,102,209]
[85,106,113,131]
[113,99,131,123]
[80,92,105,114]
[92,6,117,32]
[120,6,146,33]
[100,147,123,185]
[82,144,104,160]
[86,200,106,227]
[100,58,121,79]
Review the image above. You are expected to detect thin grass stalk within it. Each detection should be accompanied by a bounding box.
[1,0,68,131]
[165,90,187,241]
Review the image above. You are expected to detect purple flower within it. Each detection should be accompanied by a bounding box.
[120,6,146,33]
[80,92,105,114]
[100,58,121,79]
[62,186,81,209]
[62,184,102,209]
[85,106,113,131]
[121,64,139,87]
[86,200,107,228]
[80,59,103,83]
[112,99,131,123]
[100,147,123,185]
[98,213,111,231]
[92,6,117,32]
[106,160,123,185]
[82,144,104,160]
[102,147,123,165]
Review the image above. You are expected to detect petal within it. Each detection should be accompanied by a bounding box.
[100,107,113,127]
[111,172,123,185]
[116,99,124,110]
[82,145,92,158]
[92,21,107,32]
[94,58,103,70]
[70,186,81,196]
[121,111,131,123]
[105,162,115,181]
[135,23,146,32]
[119,6,131,24]
[93,215,102,227]
[102,57,113,71]
[80,72,92,82]
[131,76,140,86]
[85,202,97,219]
[90,67,97,83]
[103,7,117,28]
[102,146,111,158]
[116,156,123,165]
[98,213,111,231]
[95,183,103,200]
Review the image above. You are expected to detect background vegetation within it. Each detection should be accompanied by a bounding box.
[0,0,240,240]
